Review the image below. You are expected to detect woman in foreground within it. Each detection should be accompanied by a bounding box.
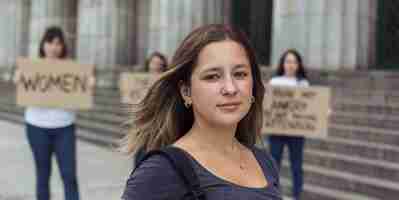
[122,24,282,200]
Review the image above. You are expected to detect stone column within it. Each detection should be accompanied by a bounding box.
[139,0,231,62]
[271,0,377,70]
[29,0,78,58]
[135,0,152,66]
[0,0,30,81]
[76,0,136,68]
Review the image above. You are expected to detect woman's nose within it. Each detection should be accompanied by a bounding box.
[221,77,238,96]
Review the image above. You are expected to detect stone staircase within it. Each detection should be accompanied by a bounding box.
[0,80,126,147]
[276,72,399,200]
[0,71,399,200]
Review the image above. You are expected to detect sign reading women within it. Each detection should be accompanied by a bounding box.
[262,85,331,138]
[16,58,94,109]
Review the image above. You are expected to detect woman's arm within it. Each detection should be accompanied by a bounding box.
[122,154,188,200]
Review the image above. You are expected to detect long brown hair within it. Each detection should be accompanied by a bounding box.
[39,26,68,58]
[276,49,307,80]
[144,51,168,72]
[122,24,265,155]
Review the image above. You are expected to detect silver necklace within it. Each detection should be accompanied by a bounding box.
[233,138,245,170]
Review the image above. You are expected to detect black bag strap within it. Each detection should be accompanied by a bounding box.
[135,146,205,200]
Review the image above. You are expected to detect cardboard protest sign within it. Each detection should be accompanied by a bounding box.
[119,72,155,104]
[262,85,331,138]
[16,58,94,110]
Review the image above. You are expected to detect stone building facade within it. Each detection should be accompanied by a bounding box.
[0,0,395,83]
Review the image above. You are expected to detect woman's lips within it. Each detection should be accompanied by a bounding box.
[217,102,242,111]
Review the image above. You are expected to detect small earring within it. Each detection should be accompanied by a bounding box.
[184,100,192,108]
[250,96,255,104]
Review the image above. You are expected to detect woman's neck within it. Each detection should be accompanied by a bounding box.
[184,120,238,153]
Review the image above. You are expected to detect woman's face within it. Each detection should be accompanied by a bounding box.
[43,37,64,59]
[283,53,299,77]
[186,40,253,128]
[149,56,165,74]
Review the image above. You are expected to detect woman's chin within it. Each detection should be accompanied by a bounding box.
[212,114,246,128]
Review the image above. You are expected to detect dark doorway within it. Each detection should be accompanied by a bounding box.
[231,1,274,66]
[377,0,399,69]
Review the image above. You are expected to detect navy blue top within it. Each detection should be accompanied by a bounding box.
[122,147,282,200]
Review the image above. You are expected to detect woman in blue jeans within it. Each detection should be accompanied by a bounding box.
[268,49,309,200]
[18,26,81,200]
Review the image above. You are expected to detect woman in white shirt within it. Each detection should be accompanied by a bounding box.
[268,49,309,200]
[23,26,80,200]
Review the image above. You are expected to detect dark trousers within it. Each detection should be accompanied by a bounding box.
[26,123,80,200]
[268,135,304,200]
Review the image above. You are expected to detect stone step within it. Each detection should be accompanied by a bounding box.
[94,87,119,96]
[331,90,399,107]
[0,95,127,118]
[77,111,125,127]
[76,117,124,137]
[330,112,399,131]
[0,102,124,137]
[299,149,399,183]
[0,92,123,110]
[76,119,122,147]
[327,78,399,91]
[0,98,126,121]
[332,88,399,95]
[281,162,399,199]
[0,109,119,148]
[328,124,399,147]
[0,110,24,124]
[332,102,399,115]
[0,103,23,115]
[280,178,379,200]
[84,106,127,117]
[306,137,399,163]
[264,142,399,187]
[94,96,122,106]
[333,110,399,121]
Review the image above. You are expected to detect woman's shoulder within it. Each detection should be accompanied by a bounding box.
[128,154,184,182]
[122,154,187,199]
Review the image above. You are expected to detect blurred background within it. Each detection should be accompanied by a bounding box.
[0,0,398,199]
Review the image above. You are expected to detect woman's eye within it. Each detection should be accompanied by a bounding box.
[203,74,220,80]
[234,71,248,79]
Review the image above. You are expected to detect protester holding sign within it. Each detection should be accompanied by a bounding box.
[122,24,282,200]
[132,52,168,166]
[267,49,309,200]
[13,26,82,200]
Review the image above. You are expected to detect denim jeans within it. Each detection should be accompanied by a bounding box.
[268,135,305,200]
[26,123,79,200]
